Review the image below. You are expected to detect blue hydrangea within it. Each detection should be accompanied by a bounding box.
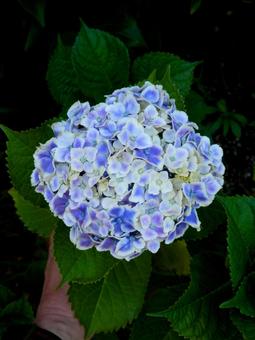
[31,81,225,261]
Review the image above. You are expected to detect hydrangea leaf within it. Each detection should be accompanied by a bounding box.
[0,285,15,308]
[230,313,255,340]
[150,255,232,340]
[132,52,199,97]
[47,37,81,106]
[72,21,129,100]
[68,252,151,337]
[220,272,255,317]
[130,285,187,340]
[54,223,118,284]
[130,316,181,340]
[0,123,52,206]
[154,241,190,276]
[160,65,185,110]
[186,91,216,125]
[9,188,56,237]
[184,199,226,241]
[218,196,255,288]
[0,297,34,325]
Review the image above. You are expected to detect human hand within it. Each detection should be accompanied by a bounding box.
[35,235,85,340]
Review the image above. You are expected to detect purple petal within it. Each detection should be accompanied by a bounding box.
[77,233,94,250]
[147,239,160,253]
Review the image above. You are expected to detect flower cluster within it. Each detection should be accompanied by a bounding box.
[31,82,224,260]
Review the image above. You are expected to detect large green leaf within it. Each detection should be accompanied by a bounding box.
[47,37,81,106]
[150,255,232,340]
[9,188,56,237]
[220,272,255,317]
[184,199,226,241]
[54,223,118,284]
[218,196,255,288]
[230,313,255,340]
[72,21,129,100]
[0,123,53,206]
[132,52,199,97]
[68,252,151,338]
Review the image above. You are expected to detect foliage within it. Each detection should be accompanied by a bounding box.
[1,18,254,340]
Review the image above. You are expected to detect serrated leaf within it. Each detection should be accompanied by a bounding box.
[150,255,232,340]
[47,37,81,106]
[132,52,199,97]
[68,253,151,338]
[0,297,34,325]
[54,222,118,284]
[154,241,190,276]
[0,123,52,206]
[220,272,255,317]
[218,196,255,288]
[184,199,226,240]
[9,188,56,237]
[230,313,255,340]
[72,21,129,101]
[160,65,185,110]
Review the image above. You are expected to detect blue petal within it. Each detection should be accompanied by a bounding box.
[141,85,160,103]
[184,208,200,227]
[77,233,94,250]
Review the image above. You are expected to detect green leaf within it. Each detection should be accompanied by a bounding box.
[119,17,147,48]
[132,52,199,97]
[220,272,255,317]
[0,285,15,308]
[150,255,232,340]
[184,199,226,240]
[153,241,190,276]
[72,21,129,101]
[186,91,216,125]
[230,120,241,138]
[18,0,45,27]
[218,196,255,288]
[233,113,247,125]
[130,284,187,340]
[54,222,118,284]
[230,313,255,340]
[160,65,185,110]
[93,333,119,340]
[0,297,34,325]
[0,123,52,206]
[223,119,230,136]
[68,253,151,337]
[9,188,56,237]
[47,37,81,106]
[190,0,202,15]
[130,316,182,340]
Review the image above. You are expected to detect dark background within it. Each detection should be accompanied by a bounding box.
[0,0,255,338]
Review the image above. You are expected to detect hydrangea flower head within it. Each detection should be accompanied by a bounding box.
[31,82,225,260]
